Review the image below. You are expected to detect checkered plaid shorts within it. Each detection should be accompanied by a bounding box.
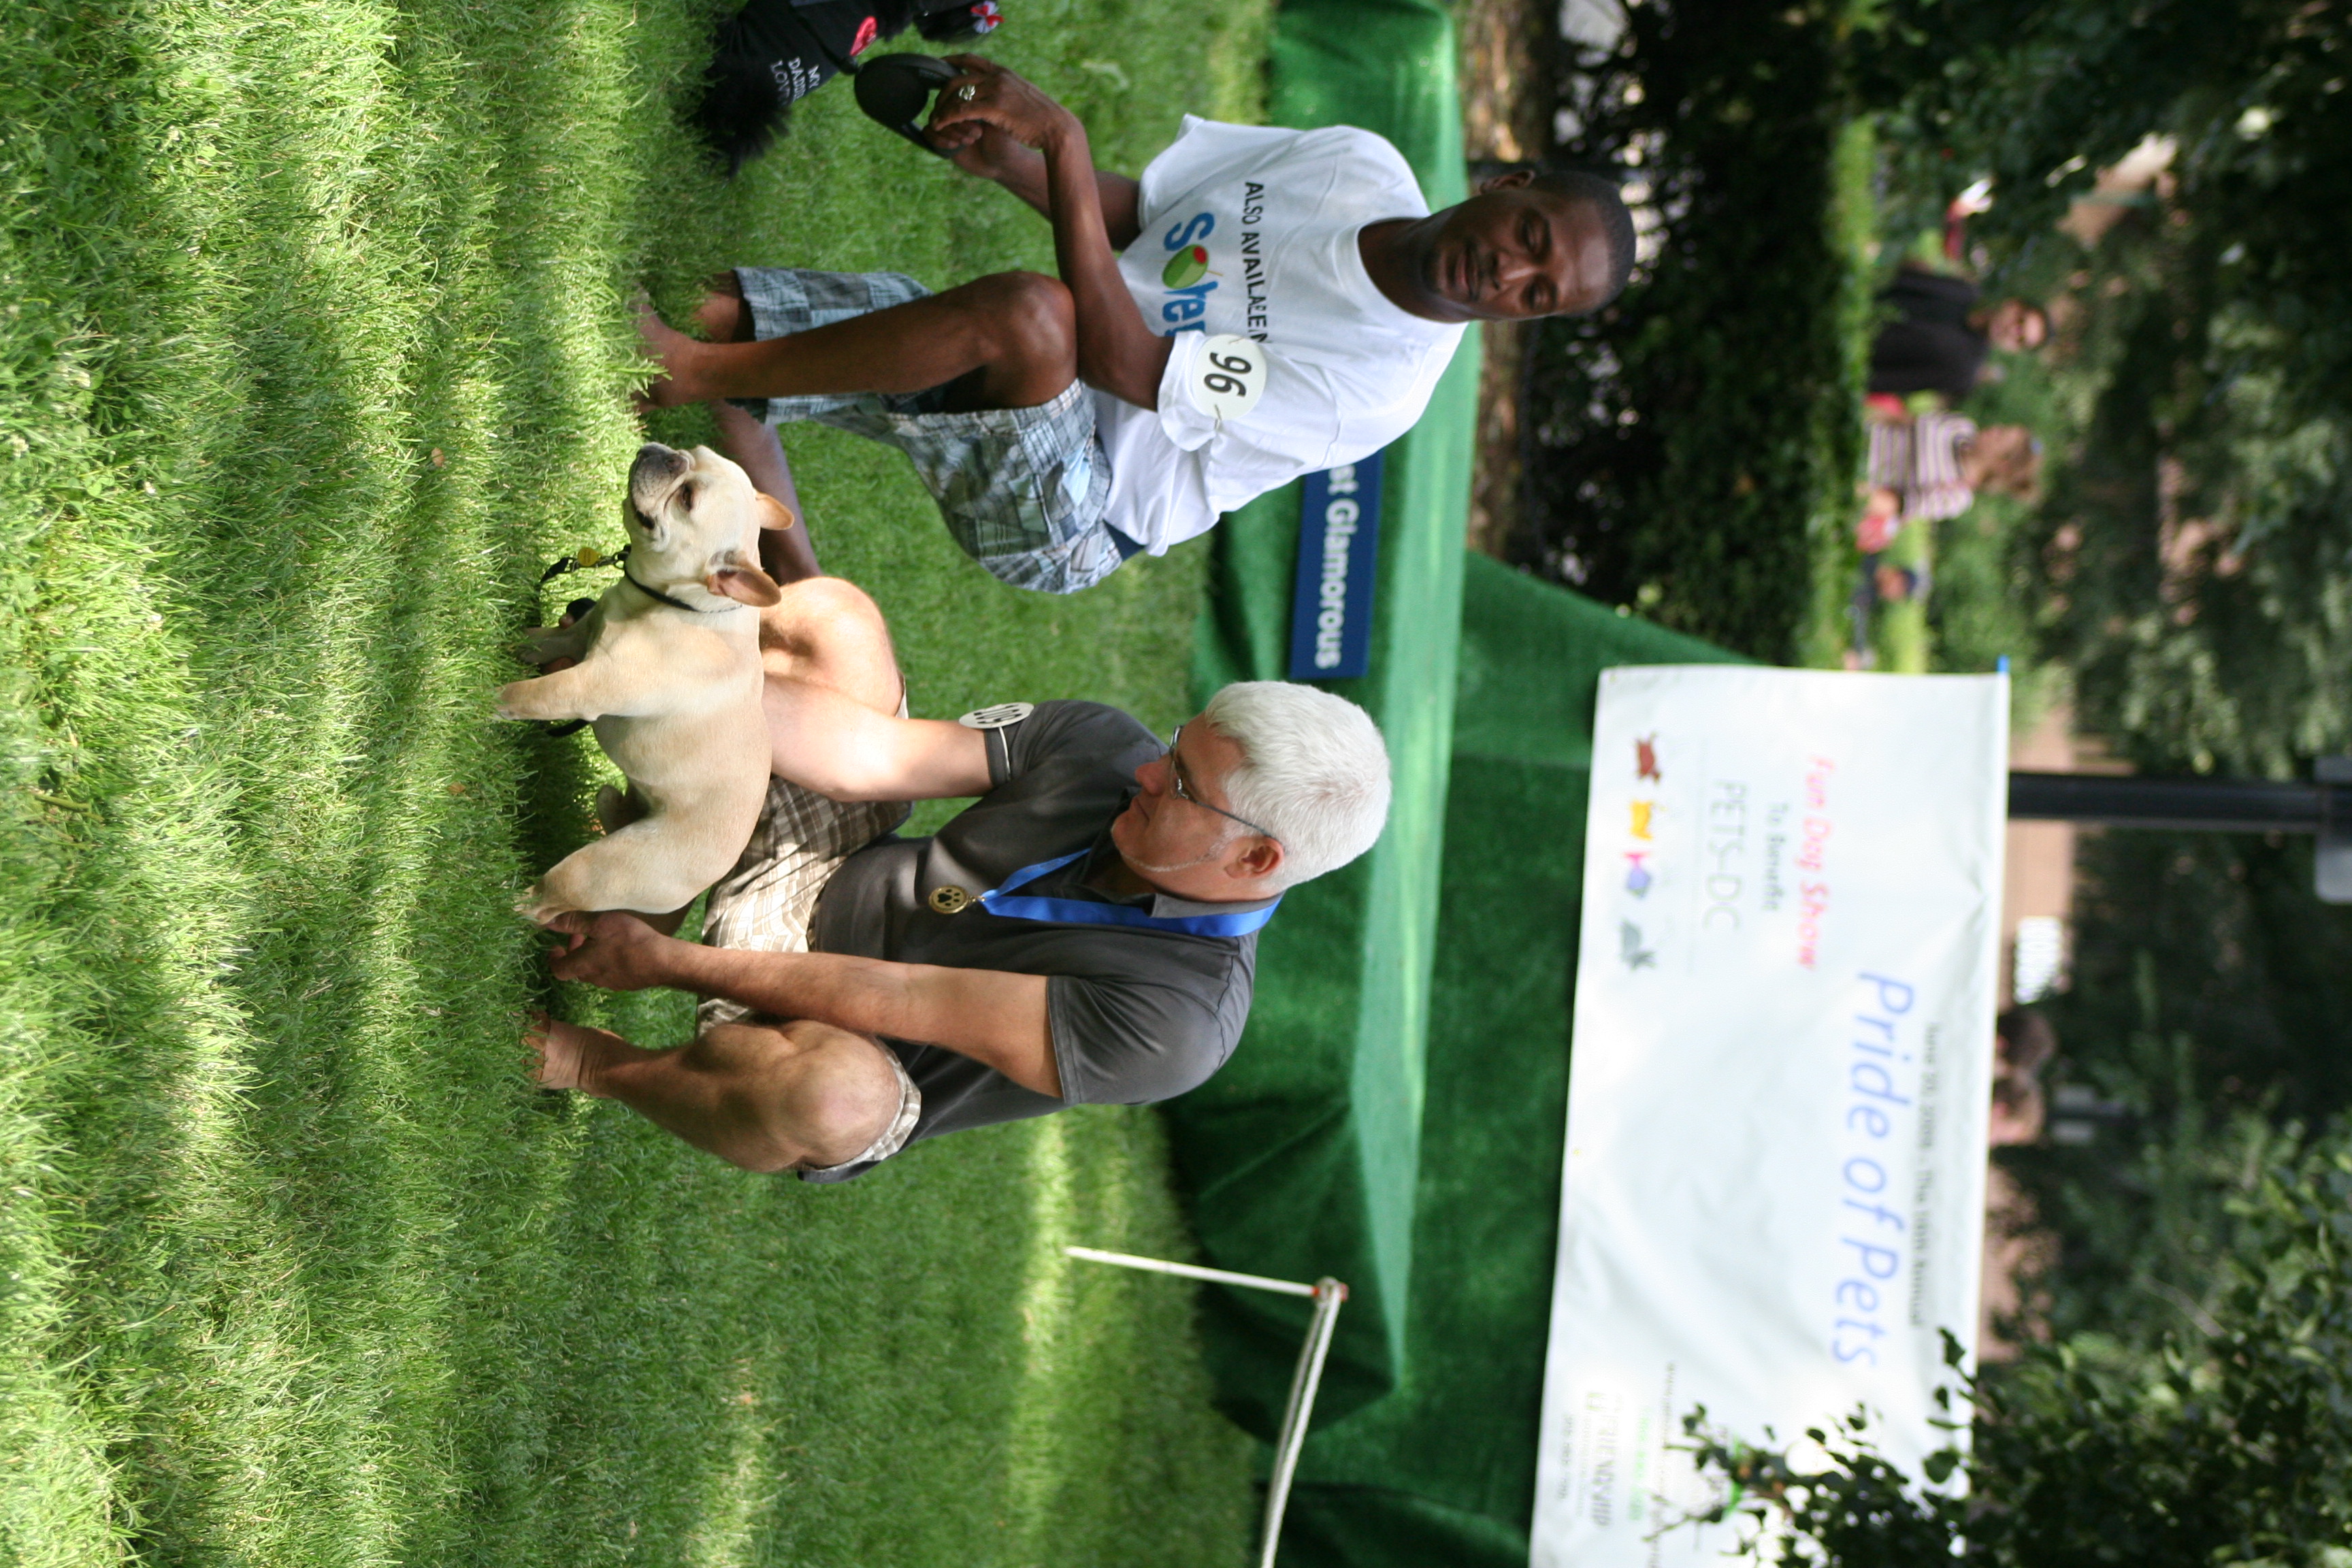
[698,770,919,1175]
[731,266,1128,595]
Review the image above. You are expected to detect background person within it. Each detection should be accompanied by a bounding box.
[527,565,1392,1182]
[1843,558,1929,670]
[1867,262,2049,404]
[1857,404,2042,553]
[1989,1007,2058,1147]
[638,55,1636,592]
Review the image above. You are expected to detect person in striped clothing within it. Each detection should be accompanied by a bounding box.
[1856,404,2041,554]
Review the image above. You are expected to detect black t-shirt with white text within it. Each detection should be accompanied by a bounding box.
[1867,270,1989,402]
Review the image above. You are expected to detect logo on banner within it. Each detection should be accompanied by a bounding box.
[1611,735,1669,963]
[1286,451,1384,680]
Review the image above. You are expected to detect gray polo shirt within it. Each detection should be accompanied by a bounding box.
[802,700,1268,1181]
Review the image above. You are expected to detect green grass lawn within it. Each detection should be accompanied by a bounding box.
[1799,118,1974,679]
[1801,116,2055,689]
[0,0,1268,1561]
[1799,116,1882,670]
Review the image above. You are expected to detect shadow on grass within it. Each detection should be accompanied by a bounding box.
[7,0,1264,1556]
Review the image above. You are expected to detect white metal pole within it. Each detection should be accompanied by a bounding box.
[1256,1279,1346,1568]
[1063,1245,1320,1298]
[1063,1246,1349,1568]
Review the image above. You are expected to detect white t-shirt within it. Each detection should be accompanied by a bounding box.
[1092,117,1467,554]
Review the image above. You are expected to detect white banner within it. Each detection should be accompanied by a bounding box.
[1530,667,2008,1568]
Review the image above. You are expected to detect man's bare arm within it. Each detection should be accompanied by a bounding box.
[929,59,1172,408]
[546,913,1060,1096]
[763,676,992,802]
[1034,119,1170,407]
[998,155,1143,249]
[938,126,1142,249]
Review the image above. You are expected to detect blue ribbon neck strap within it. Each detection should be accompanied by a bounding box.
[977,850,1280,936]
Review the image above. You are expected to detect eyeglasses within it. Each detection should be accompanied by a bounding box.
[1167,725,1282,845]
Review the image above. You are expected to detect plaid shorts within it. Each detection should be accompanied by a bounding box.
[732,266,1130,595]
[699,770,920,1176]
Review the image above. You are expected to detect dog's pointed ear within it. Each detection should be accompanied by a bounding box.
[708,561,783,607]
[753,493,798,532]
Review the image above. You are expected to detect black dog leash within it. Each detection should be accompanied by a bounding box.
[532,544,623,736]
[539,540,622,588]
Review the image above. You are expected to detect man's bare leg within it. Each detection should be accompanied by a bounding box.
[672,280,906,739]
[691,272,757,345]
[639,269,1078,414]
[713,401,823,585]
[686,272,826,584]
[529,1013,900,1173]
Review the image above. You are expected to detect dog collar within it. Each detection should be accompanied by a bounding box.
[621,568,738,614]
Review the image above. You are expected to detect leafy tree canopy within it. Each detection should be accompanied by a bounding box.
[1865,0,2352,774]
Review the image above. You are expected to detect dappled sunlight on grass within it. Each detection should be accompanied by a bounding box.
[0,0,1267,1557]
[1007,1115,1079,1552]
[999,1112,1252,1565]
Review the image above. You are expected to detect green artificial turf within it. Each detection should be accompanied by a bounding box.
[0,0,1268,1561]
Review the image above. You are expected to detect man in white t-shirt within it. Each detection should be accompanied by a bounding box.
[639,54,1636,593]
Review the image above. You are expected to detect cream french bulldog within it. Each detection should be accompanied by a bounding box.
[500,441,793,924]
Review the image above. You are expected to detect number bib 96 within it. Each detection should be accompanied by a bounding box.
[1185,333,1269,422]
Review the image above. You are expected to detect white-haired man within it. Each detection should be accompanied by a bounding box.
[529,571,1390,1182]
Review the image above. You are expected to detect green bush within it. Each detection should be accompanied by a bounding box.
[2016,831,2352,1350]
[1512,0,1867,663]
[1683,1122,2352,1566]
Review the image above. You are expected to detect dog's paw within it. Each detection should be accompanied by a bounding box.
[493,679,574,723]
[515,625,584,668]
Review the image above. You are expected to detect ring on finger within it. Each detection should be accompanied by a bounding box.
[956,83,977,101]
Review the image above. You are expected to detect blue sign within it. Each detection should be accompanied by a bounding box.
[1286,450,1384,680]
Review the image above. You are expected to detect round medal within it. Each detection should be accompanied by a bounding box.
[958,702,1035,730]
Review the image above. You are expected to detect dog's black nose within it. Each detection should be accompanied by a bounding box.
[630,442,687,485]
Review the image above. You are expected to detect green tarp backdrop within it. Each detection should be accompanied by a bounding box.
[1172,0,1477,1437]
[1162,6,1753,1561]
[1191,554,1745,1563]
[1273,559,1744,1567]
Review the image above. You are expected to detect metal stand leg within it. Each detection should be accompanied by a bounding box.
[1255,1279,1347,1568]
[1065,1247,1350,1568]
